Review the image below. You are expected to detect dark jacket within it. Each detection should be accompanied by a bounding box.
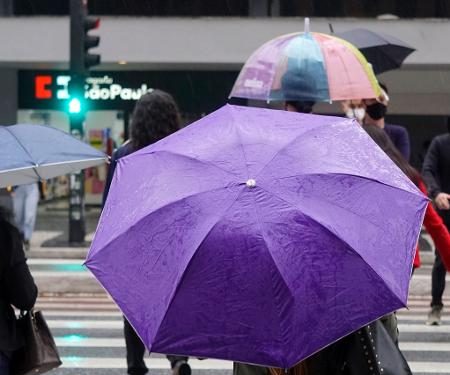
[102,141,134,207]
[422,133,450,227]
[0,219,38,354]
[384,123,411,161]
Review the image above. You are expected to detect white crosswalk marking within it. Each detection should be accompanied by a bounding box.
[30,259,450,375]
[35,293,450,374]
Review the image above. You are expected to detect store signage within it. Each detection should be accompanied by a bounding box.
[33,74,152,102]
[19,70,238,113]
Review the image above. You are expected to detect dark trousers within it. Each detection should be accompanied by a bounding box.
[0,352,9,375]
[431,250,446,308]
[124,318,148,375]
[124,317,189,375]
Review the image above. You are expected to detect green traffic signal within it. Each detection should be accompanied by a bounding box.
[69,97,82,114]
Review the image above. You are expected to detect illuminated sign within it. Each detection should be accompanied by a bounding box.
[33,74,152,102]
[19,70,239,113]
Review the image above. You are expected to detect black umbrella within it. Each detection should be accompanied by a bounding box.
[335,28,415,75]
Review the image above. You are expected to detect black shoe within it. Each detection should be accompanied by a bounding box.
[173,361,191,375]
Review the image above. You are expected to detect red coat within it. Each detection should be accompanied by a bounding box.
[414,180,450,270]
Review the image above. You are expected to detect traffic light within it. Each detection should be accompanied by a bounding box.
[70,0,101,76]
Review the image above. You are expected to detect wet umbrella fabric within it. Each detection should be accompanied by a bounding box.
[0,124,107,188]
[335,28,415,75]
[86,105,427,368]
[229,31,381,103]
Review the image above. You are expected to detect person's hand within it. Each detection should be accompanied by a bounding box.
[435,192,450,210]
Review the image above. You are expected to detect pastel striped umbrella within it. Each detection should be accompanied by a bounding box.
[230,19,381,103]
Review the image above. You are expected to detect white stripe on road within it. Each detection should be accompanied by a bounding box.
[400,342,450,351]
[48,320,122,329]
[55,337,450,352]
[57,358,450,373]
[56,337,125,347]
[28,259,85,265]
[48,320,450,332]
[397,314,450,321]
[43,310,121,317]
[32,271,89,277]
[60,357,233,369]
[398,324,450,333]
[409,362,450,373]
[36,303,117,310]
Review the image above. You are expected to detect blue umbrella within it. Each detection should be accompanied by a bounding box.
[0,124,107,188]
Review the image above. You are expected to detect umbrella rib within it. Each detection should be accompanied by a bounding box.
[270,171,424,200]
[142,150,241,179]
[90,184,242,260]
[151,187,246,345]
[258,185,407,307]
[3,126,43,181]
[229,106,251,178]
[254,119,349,180]
[249,191,294,354]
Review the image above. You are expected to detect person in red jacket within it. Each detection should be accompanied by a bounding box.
[363,125,450,273]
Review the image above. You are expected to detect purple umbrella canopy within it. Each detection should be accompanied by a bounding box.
[86,104,427,368]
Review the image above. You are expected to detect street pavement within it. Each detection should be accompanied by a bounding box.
[26,202,450,374]
[28,258,450,375]
[32,292,450,375]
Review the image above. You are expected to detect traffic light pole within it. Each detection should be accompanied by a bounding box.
[68,0,100,244]
[68,75,87,244]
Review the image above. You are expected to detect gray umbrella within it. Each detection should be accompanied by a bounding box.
[0,124,107,188]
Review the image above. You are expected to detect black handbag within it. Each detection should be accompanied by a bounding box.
[10,310,62,375]
[345,319,412,375]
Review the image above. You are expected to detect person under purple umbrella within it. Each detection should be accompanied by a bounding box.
[102,90,191,375]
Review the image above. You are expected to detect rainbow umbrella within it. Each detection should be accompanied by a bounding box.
[230,19,381,103]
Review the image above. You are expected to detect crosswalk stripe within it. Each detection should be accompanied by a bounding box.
[33,294,450,374]
[409,362,450,373]
[60,357,233,369]
[398,324,450,333]
[54,336,450,352]
[44,311,122,317]
[48,320,122,329]
[400,342,450,351]
[56,337,124,347]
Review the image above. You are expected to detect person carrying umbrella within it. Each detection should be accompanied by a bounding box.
[102,90,191,375]
[362,83,411,161]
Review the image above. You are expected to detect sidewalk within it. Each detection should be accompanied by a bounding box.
[28,199,100,259]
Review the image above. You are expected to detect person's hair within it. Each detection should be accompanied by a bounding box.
[130,89,181,151]
[362,124,420,184]
[285,100,315,114]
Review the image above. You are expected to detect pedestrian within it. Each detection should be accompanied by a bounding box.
[422,126,450,325]
[362,83,411,161]
[102,89,191,375]
[0,207,38,375]
[12,183,39,251]
[341,99,366,124]
[284,100,315,114]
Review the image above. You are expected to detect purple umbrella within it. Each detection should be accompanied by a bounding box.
[86,105,427,368]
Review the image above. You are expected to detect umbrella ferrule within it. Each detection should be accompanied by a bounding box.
[246,179,256,188]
